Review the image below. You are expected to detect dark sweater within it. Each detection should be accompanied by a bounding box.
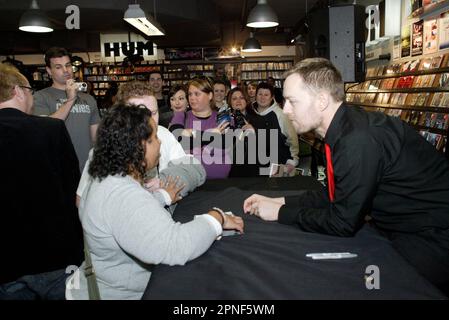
[0,108,83,284]
[279,104,449,236]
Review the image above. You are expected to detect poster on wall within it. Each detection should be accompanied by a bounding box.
[412,0,423,13]
[423,19,439,54]
[400,0,412,57]
[439,11,449,50]
[402,25,411,57]
[412,20,424,56]
[393,36,402,60]
[164,48,203,60]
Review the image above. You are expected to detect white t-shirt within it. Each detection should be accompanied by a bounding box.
[76,125,187,197]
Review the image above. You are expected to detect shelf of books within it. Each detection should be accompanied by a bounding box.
[27,65,51,91]
[163,63,214,87]
[241,61,294,87]
[83,64,162,98]
[81,59,294,99]
[346,54,449,153]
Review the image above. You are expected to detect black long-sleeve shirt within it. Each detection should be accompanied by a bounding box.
[278,104,449,237]
[1,108,82,284]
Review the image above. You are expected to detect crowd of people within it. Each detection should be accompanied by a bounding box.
[1,47,448,300]
[134,67,300,180]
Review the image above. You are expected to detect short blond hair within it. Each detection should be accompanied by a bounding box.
[284,58,345,102]
[116,81,154,103]
[0,63,28,103]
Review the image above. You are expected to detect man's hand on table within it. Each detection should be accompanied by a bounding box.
[243,194,285,221]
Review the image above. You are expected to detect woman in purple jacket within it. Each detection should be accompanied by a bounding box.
[169,78,231,179]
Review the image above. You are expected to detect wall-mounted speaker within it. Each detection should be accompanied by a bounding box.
[307,5,366,83]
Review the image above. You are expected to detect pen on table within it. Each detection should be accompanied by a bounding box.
[305,252,358,260]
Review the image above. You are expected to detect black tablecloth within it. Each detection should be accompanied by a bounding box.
[143,177,446,300]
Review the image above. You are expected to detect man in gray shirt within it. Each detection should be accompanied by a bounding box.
[33,47,100,171]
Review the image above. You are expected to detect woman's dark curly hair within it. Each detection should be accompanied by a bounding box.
[88,104,154,182]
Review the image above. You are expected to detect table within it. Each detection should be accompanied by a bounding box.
[142,177,447,300]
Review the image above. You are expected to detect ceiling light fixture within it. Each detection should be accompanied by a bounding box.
[124,3,165,36]
[246,0,279,28]
[242,32,262,53]
[19,0,53,33]
[71,56,84,67]
[291,34,306,45]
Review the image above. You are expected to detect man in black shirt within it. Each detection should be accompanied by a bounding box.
[267,76,284,106]
[244,58,449,295]
[0,63,82,299]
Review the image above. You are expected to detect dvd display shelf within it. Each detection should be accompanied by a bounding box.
[83,64,162,98]
[22,65,51,91]
[163,63,214,88]
[83,62,215,97]
[346,54,449,154]
[241,61,294,87]
[80,59,295,99]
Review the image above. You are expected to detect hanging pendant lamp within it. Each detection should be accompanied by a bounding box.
[124,3,165,36]
[242,32,262,52]
[246,0,279,28]
[19,0,53,33]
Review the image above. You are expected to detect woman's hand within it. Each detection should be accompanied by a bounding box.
[242,119,255,132]
[181,128,194,137]
[223,214,244,233]
[284,163,296,175]
[143,177,160,192]
[160,176,185,203]
[211,121,230,134]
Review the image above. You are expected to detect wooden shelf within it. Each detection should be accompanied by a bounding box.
[346,102,449,113]
[365,67,449,80]
[349,87,449,93]
[351,56,449,154]
[79,59,294,99]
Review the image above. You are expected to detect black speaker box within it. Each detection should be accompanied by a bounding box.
[307,5,366,83]
[306,8,329,59]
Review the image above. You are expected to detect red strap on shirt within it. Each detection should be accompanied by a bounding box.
[325,143,335,202]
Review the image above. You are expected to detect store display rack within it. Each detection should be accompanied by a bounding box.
[346,54,449,153]
[241,61,293,88]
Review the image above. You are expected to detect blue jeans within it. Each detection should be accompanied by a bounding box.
[0,269,70,300]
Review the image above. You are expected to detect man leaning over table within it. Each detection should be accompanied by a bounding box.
[243,58,449,296]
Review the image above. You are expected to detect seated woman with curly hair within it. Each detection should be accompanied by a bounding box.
[66,104,244,300]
